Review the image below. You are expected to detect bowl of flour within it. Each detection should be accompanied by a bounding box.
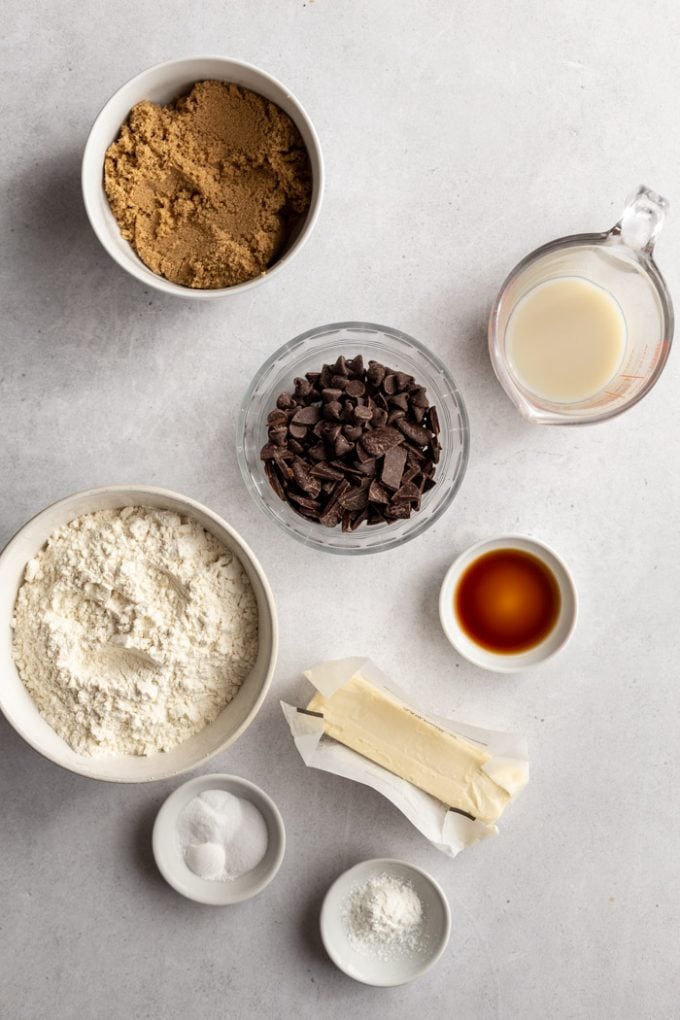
[0,485,277,782]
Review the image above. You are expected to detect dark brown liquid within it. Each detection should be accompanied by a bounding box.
[454,548,561,654]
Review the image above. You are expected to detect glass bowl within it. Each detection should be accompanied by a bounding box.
[237,322,469,554]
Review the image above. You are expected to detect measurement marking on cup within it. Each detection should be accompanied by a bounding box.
[620,374,645,379]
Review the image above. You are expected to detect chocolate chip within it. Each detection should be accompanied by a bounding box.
[267,409,289,427]
[292,405,321,425]
[383,374,399,395]
[345,379,366,398]
[388,392,409,412]
[289,423,308,440]
[294,377,313,399]
[367,361,385,386]
[323,401,343,421]
[394,372,413,391]
[410,386,429,408]
[334,434,354,457]
[343,424,363,442]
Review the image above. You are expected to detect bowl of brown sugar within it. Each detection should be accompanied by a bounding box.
[82,56,323,298]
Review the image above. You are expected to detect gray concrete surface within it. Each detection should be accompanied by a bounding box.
[2,1,680,1017]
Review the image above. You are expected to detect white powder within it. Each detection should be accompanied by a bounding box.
[177,789,269,881]
[11,507,259,756]
[343,873,427,958]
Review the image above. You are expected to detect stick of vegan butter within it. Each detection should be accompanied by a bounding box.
[306,673,511,824]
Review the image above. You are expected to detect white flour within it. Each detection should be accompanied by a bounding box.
[11,507,259,756]
[343,873,427,958]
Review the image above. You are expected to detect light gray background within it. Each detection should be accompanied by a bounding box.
[2,1,679,1017]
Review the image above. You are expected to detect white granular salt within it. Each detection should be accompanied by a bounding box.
[177,789,269,881]
[11,507,258,756]
[343,873,427,958]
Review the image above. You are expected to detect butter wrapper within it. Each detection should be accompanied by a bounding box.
[281,656,529,858]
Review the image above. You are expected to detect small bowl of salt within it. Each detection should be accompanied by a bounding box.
[320,858,451,986]
[152,773,285,904]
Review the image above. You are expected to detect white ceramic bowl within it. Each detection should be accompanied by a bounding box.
[82,56,324,299]
[152,773,285,904]
[0,485,278,781]
[438,534,578,672]
[320,858,451,987]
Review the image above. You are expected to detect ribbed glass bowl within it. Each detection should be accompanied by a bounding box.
[237,323,469,554]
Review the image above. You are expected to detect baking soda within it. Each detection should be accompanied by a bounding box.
[177,790,268,882]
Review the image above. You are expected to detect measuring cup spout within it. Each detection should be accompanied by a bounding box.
[610,185,668,256]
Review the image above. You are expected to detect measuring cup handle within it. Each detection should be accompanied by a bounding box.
[611,185,668,256]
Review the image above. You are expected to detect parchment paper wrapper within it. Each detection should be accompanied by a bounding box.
[281,656,529,857]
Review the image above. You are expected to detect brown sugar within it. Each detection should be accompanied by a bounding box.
[103,80,312,289]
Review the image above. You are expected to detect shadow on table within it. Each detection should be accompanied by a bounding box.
[5,148,108,288]
[127,795,176,894]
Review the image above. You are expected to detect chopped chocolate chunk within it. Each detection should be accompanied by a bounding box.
[339,485,369,511]
[397,419,433,445]
[264,461,285,499]
[428,405,440,435]
[288,492,321,513]
[310,462,345,481]
[384,502,412,520]
[381,445,407,490]
[368,479,390,504]
[360,426,404,457]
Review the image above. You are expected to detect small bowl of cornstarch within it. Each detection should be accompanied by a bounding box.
[320,858,451,986]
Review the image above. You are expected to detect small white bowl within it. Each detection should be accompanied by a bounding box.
[82,56,324,299]
[320,858,451,987]
[152,773,285,904]
[438,534,578,673]
[0,485,278,782]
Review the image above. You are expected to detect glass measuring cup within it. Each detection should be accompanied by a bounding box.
[488,186,673,424]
